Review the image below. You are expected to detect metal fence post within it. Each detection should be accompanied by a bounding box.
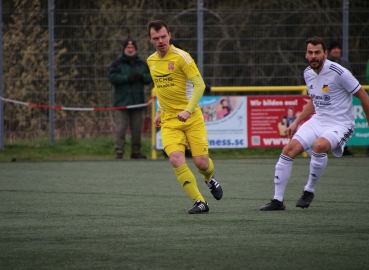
[342,0,349,60]
[197,0,204,76]
[0,0,4,150]
[48,0,55,144]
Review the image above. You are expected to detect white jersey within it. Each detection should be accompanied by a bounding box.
[303,59,361,127]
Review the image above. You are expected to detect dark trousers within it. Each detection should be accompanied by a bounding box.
[114,109,143,155]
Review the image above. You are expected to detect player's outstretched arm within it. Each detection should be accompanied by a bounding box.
[354,87,369,126]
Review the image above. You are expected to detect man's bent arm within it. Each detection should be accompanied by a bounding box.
[185,75,206,114]
[293,99,315,126]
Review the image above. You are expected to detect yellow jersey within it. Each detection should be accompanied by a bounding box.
[147,45,200,114]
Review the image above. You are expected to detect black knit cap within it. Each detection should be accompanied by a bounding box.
[329,40,342,51]
[123,38,137,50]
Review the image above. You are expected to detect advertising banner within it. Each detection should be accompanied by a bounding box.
[155,94,368,150]
[200,96,247,148]
[247,96,310,148]
[155,96,247,149]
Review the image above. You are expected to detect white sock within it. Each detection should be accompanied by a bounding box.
[304,151,327,192]
[273,154,294,202]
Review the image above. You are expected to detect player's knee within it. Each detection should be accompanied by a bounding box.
[193,156,208,171]
[281,144,295,157]
[312,140,330,153]
[281,140,304,158]
[169,151,186,167]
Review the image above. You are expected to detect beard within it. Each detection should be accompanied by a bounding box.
[309,58,324,71]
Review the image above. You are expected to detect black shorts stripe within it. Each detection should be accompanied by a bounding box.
[338,128,354,147]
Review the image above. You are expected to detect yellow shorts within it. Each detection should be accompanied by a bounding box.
[161,109,209,156]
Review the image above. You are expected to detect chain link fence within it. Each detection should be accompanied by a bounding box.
[1,0,369,139]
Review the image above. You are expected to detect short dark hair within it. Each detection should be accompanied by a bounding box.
[328,40,342,52]
[147,20,170,37]
[305,36,327,52]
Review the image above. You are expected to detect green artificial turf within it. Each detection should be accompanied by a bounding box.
[1,158,369,269]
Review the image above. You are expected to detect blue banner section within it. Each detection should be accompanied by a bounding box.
[155,96,247,149]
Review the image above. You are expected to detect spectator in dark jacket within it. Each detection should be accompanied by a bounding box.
[108,38,152,159]
[327,40,352,72]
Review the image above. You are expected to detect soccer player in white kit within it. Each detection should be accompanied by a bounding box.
[260,36,369,211]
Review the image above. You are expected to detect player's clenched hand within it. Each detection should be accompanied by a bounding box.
[154,112,161,127]
[177,111,191,122]
[286,122,298,138]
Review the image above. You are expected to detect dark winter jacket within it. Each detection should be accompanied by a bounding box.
[108,53,152,107]
[327,55,352,73]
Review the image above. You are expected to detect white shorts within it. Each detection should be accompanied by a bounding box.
[293,117,354,157]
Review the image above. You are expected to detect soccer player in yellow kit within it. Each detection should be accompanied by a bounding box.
[147,20,223,214]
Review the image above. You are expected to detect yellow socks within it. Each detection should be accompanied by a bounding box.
[174,164,205,202]
[197,158,214,181]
